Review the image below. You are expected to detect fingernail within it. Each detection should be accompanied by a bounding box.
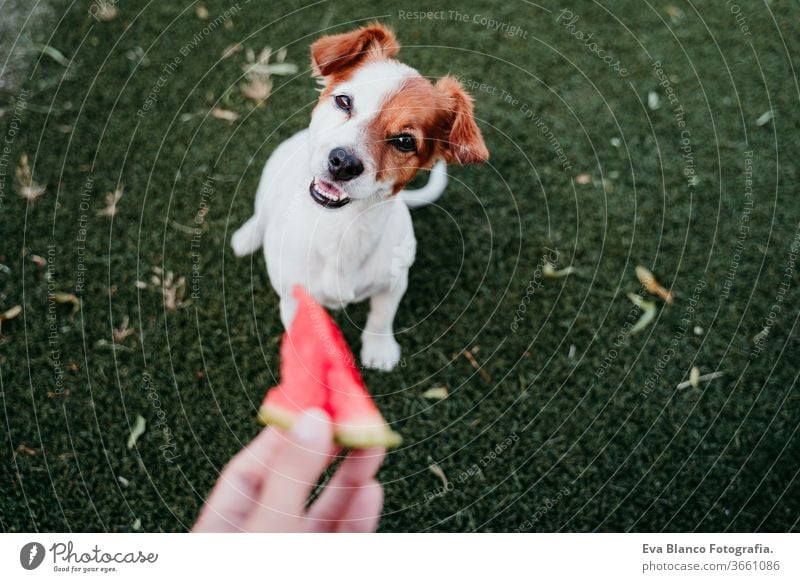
[291,408,330,442]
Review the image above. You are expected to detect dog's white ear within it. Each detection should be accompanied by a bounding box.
[311,23,399,80]
[435,76,489,165]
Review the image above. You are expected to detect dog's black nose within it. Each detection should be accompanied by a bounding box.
[328,147,363,181]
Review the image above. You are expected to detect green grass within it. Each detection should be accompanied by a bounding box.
[1,0,799,532]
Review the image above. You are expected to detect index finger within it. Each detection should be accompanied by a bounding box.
[246,408,335,531]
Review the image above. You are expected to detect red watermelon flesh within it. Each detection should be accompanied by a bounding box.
[257,301,329,429]
[258,286,401,449]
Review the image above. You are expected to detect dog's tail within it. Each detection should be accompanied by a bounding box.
[231,213,267,257]
[398,161,447,209]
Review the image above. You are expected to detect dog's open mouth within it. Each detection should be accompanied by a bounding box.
[309,179,351,209]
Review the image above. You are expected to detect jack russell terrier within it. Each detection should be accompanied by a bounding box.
[231,23,488,370]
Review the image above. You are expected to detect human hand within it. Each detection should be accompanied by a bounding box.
[192,408,385,532]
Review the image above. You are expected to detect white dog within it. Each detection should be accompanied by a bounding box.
[231,23,488,370]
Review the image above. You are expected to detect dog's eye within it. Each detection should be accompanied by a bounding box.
[390,134,417,153]
[334,95,352,112]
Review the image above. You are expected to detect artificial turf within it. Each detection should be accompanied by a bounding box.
[1,0,798,532]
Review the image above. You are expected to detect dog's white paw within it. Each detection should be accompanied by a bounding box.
[361,335,401,371]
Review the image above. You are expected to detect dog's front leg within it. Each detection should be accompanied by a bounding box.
[279,294,298,330]
[361,281,406,371]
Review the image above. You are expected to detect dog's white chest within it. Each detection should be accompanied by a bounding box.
[307,216,384,307]
[263,194,398,309]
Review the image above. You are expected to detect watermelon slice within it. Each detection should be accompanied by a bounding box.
[258,286,402,449]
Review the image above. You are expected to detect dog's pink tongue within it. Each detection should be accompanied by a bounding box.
[318,179,343,197]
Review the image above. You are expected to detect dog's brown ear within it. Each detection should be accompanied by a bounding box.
[435,76,489,165]
[311,23,399,79]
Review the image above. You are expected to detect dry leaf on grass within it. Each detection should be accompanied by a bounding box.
[127,415,146,449]
[648,91,661,110]
[627,293,657,334]
[211,107,239,122]
[666,5,684,23]
[574,173,591,185]
[37,44,70,67]
[0,304,21,337]
[636,265,674,304]
[53,292,80,314]
[677,370,723,390]
[221,42,242,60]
[689,366,700,389]
[162,271,187,310]
[543,261,578,279]
[462,349,491,384]
[753,327,769,344]
[97,187,123,217]
[422,387,449,400]
[16,154,46,201]
[241,77,272,103]
[240,46,298,106]
[755,110,773,126]
[141,268,188,309]
[113,315,135,342]
[92,2,118,21]
[1,305,22,321]
[15,444,38,457]
[429,463,448,490]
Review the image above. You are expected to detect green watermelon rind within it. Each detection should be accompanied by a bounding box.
[257,404,296,431]
[258,405,402,449]
[335,422,403,449]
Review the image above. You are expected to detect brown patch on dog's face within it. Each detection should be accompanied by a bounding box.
[365,75,490,194]
[311,23,399,96]
[365,76,447,194]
